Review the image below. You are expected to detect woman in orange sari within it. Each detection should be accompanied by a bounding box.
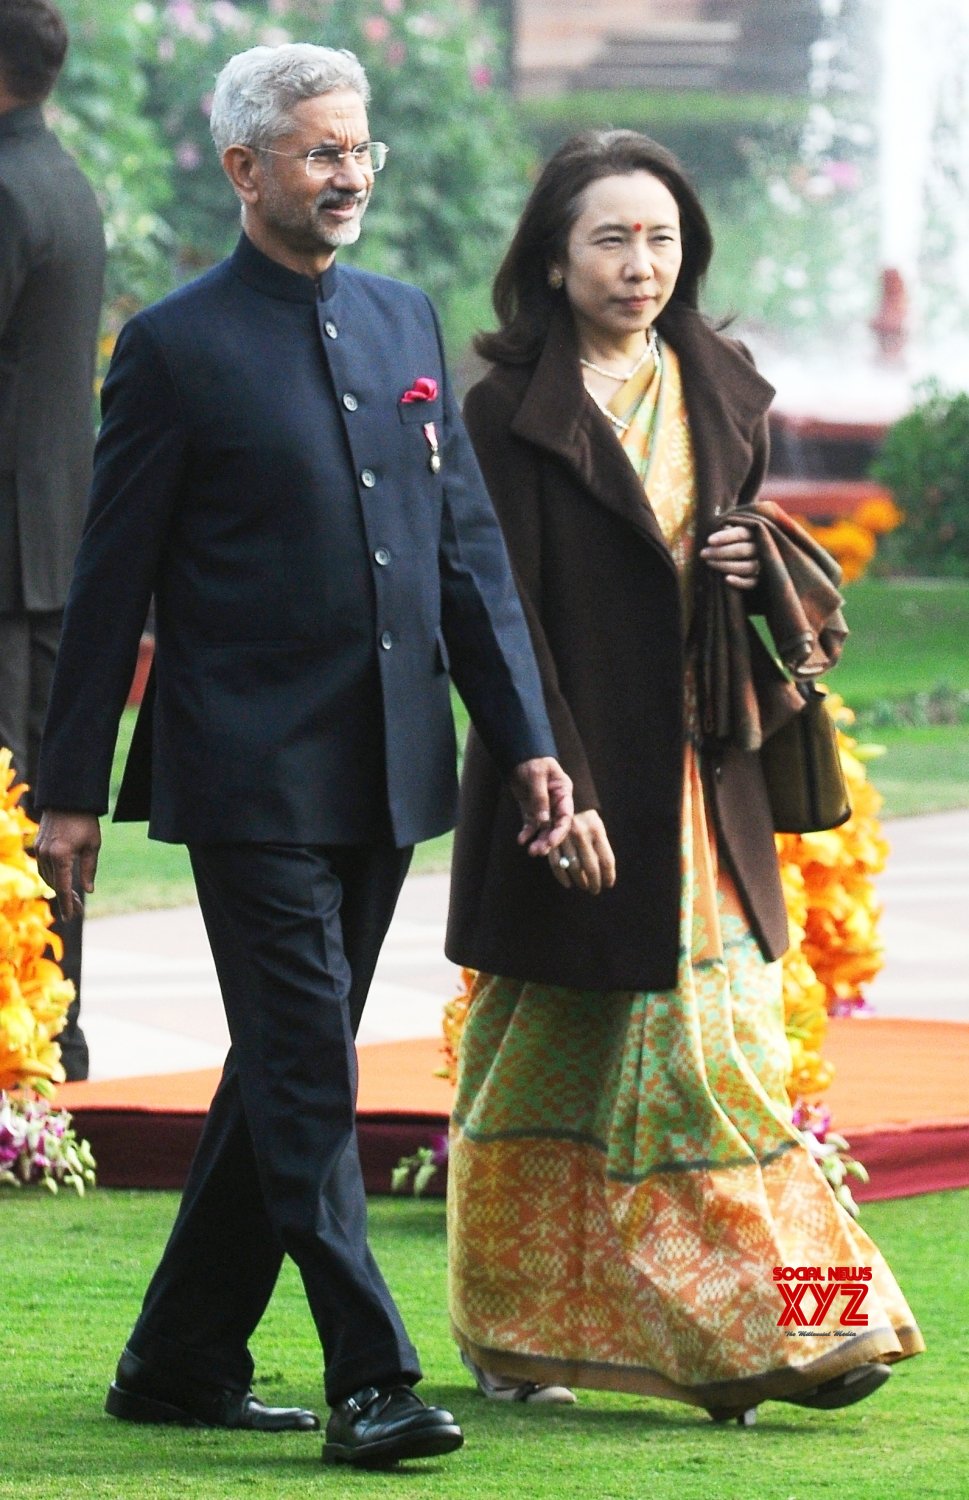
[445,131,923,1421]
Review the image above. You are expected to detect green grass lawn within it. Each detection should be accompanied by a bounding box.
[87,577,969,914]
[834,578,969,708]
[0,1188,965,1500]
[833,578,969,817]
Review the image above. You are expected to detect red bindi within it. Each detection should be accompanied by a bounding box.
[632,222,642,232]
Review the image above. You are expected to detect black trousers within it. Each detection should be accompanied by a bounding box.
[128,841,420,1405]
[0,609,87,1079]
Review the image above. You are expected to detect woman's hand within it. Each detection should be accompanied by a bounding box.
[548,809,617,895]
[700,524,760,590]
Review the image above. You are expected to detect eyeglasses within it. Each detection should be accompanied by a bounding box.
[256,141,389,178]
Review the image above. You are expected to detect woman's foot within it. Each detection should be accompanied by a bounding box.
[460,1350,576,1404]
[779,1362,891,1410]
[706,1405,757,1426]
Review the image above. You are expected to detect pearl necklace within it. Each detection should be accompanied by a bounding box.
[586,392,631,434]
[579,326,660,382]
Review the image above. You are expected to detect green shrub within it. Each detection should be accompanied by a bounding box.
[871,383,969,577]
[319,0,534,355]
[519,88,806,200]
[54,0,175,317]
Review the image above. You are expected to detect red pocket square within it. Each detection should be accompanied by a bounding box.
[400,377,438,404]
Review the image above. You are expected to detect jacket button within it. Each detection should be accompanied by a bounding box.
[360,469,376,488]
[380,630,394,650]
[324,320,338,338]
[374,547,391,566]
[342,392,358,411]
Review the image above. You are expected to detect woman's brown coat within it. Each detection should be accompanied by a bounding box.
[445,300,790,992]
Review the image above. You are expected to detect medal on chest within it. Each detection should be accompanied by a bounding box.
[423,421,441,474]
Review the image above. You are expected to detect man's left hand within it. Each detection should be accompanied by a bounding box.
[508,757,573,856]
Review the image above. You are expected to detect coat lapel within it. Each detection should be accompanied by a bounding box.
[510,305,674,563]
[510,300,775,559]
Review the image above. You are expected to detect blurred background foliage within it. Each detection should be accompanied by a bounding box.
[49,0,869,354]
[871,384,969,577]
[51,0,533,355]
[42,1,968,579]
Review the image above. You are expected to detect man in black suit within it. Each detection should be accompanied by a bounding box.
[35,43,571,1469]
[0,0,105,1081]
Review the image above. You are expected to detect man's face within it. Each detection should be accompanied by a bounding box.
[247,88,375,264]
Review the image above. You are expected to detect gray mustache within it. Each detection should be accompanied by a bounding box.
[316,192,365,210]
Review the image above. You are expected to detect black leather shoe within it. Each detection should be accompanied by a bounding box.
[780,1362,891,1411]
[323,1385,463,1467]
[105,1348,320,1431]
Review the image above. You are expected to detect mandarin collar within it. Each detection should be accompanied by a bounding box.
[230,233,338,304]
[0,103,46,140]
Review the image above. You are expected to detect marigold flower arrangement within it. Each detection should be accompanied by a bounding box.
[0,749,75,1092]
[0,748,96,1194]
[794,494,904,582]
[776,697,888,1030]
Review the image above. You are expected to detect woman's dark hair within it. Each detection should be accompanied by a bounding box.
[0,0,68,104]
[477,129,714,365]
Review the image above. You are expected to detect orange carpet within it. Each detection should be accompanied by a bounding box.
[56,1018,969,1200]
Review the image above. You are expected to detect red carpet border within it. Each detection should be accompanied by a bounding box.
[55,1019,969,1201]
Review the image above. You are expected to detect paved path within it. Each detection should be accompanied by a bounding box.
[77,813,969,1081]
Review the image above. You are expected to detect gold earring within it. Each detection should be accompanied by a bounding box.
[548,267,564,290]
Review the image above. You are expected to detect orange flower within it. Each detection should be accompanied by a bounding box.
[777,712,887,1104]
[438,967,474,1084]
[853,493,904,534]
[799,518,876,582]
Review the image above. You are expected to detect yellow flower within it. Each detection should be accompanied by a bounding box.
[0,749,72,1091]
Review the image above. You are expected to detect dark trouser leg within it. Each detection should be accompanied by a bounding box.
[0,610,88,1079]
[0,613,31,773]
[130,842,418,1405]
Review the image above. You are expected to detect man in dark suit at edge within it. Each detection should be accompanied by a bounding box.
[0,0,105,1080]
[34,42,571,1470]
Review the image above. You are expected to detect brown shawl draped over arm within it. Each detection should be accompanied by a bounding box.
[699,499,849,752]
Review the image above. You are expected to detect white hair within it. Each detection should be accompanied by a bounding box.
[209,44,370,154]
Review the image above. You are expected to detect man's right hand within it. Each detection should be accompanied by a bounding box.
[34,811,101,921]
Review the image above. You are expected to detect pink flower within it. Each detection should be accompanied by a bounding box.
[176,141,201,171]
[383,0,403,12]
[400,377,438,404]
[470,64,493,91]
[364,15,391,41]
[431,1133,449,1165]
[386,40,407,66]
[211,0,247,32]
[823,159,862,192]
